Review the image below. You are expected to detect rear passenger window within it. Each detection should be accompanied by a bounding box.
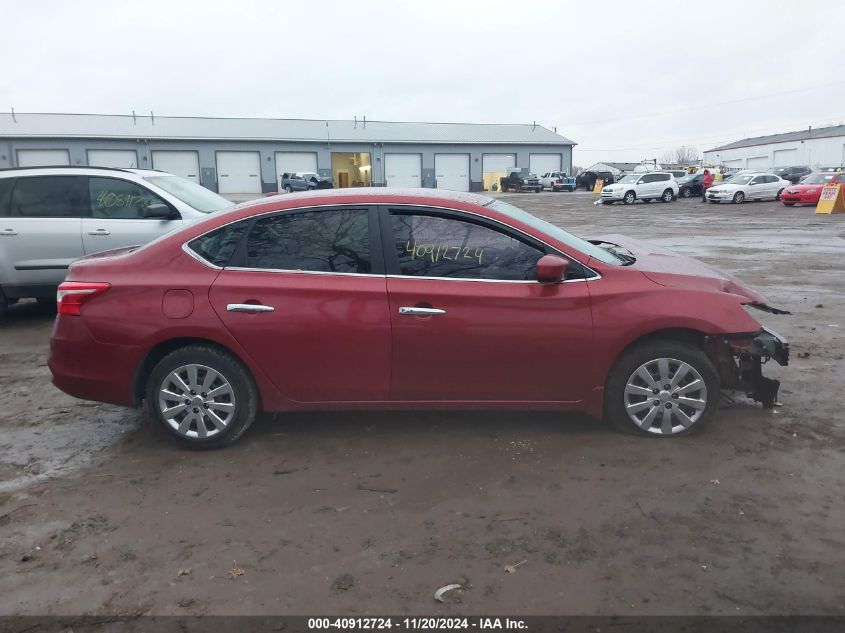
[0,178,14,216]
[89,177,171,219]
[188,222,248,267]
[245,208,370,274]
[9,176,86,218]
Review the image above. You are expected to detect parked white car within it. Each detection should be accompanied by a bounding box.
[705,172,790,204]
[600,172,679,205]
[0,166,233,315]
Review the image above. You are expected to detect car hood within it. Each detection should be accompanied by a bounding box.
[594,234,770,304]
[784,183,823,191]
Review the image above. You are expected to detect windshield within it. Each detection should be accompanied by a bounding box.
[801,173,835,184]
[618,175,640,183]
[486,199,623,265]
[726,174,755,185]
[145,176,233,213]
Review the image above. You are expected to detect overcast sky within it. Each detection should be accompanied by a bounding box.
[3,0,844,165]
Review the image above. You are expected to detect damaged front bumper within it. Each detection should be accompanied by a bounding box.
[708,327,789,409]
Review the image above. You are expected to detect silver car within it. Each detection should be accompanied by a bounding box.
[0,166,232,315]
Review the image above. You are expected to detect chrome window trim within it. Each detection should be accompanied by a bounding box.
[182,241,222,270]
[181,201,601,282]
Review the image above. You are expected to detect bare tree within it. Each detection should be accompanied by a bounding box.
[658,150,675,165]
[658,146,701,165]
[674,145,701,164]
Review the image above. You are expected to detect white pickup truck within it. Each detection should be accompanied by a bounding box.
[540,171,576,192]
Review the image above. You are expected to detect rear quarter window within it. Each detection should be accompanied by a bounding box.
[187,222,248,267]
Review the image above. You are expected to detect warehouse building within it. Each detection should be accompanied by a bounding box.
[704,124,845,171]
[0,112,575,195]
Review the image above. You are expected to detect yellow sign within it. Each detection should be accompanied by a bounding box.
[593,178,604,194]
[815,183,845,214]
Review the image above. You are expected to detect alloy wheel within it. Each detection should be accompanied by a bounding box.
[623,357,707,435]
[158,364,236,439]
[733,191,744,204]
[624,192,635,205]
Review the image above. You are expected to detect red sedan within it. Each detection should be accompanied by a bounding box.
[49,189,789,448]
[780,171,845,206]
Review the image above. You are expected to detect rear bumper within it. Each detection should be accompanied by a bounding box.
[48,316,141,407]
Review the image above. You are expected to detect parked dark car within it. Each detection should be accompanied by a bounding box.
[576,170,615,191]
[769,166,811,185]
[500,170,542,193]
[677,173,704,198]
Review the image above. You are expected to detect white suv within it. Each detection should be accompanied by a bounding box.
[600,172,679,205]
[0,167,232,315]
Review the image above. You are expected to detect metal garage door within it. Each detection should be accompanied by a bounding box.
[434,154,470,191]
[385,154,422,188]
[482,153,515,190]
[275,152,318,185]
[746,157,768,170]
[529,153,562,176]
[87,149,138,168]
[773,149,798,167]
[16,149,70,167]
[151,151,200,183]
[216,151,262,195]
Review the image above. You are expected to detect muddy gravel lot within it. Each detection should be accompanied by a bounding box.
[1,194,843,616]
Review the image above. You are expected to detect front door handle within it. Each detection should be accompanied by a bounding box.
[398,306,446,316]
[87,229,111,236]
[0,228,18,236]
[227,303,275,313]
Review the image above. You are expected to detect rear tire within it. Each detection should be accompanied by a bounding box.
[776,188,784,201]
[0,289,7,320]
[662,189,674,203]
[145,345,259,450]
[605,340,719,437]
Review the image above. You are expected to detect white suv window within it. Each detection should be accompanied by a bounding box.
[89,177,170,219]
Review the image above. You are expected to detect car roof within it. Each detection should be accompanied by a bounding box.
[248,187,494,208]
[0,166,166,178]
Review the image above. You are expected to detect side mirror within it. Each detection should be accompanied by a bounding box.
[143,203,177,219]
[536,254,570,283]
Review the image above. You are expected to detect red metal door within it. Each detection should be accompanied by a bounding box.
[209,270,391,403]
[386,277,593,402]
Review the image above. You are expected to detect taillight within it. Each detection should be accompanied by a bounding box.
[56,282,111,316]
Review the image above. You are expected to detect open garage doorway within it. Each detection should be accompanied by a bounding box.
[331,152,371,188]
[482,153,515,191]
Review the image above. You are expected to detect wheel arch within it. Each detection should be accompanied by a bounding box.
[133,337,264,410]
[606,327,709,385]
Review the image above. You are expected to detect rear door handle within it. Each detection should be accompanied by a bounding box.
[87,229,111,236]
[399,306,446,316]
[227,303,275,313]
[0,229,18,236]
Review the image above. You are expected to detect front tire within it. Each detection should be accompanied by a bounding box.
[733,191,745,204]
[681,187,692,198]
[623,191,636,205]
[284,185,293,194]
[146,345,259,449]
[606,340,719,437]
[783,202,795,206]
